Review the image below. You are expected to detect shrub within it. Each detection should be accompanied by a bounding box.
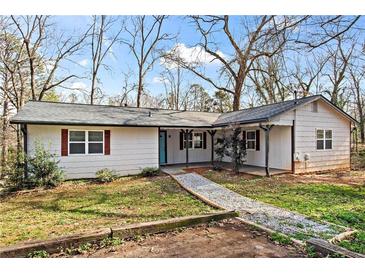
[4,148,27,189]
[96,168,117,183]
[214,128,247,173]
[27,250,49,258]
[270,232,293,245]
[140,167,159,177]
[27,144,64,188]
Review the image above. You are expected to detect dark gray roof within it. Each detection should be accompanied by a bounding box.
[10,95,356,127]
[213,95,320,126]
[10,101,220,128]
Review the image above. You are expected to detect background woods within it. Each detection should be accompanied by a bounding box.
[1,15,365,176]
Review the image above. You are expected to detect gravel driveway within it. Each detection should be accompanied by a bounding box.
[172,172,343,240]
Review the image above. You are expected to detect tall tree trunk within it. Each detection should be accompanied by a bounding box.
[1,98,9,178]
[359,117,365,144]
[233,81,243,111]
[137,69,143,107]
[90,72,97,105]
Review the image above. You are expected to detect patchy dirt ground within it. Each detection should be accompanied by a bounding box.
[185,167,365,186]
[55,219,306,258]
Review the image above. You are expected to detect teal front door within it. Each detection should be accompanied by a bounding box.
[159,131,167,164]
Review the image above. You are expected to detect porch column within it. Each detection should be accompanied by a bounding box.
[20,124,28,179]
[207,130,217,165]
[181,129,193,167]
[259,124,274,177]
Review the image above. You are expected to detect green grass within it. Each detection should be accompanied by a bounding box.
[202,170,365,254]
[338,231,365,254]
[270,232,293,245]
[0,175,215,247]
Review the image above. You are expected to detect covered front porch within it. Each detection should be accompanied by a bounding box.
[159,121,293,176]
[160,162,289,176]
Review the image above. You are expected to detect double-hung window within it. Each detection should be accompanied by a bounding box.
[69,130,104,155]
[316,129,332,150]
[246,131,256,150]
[193,133,203,149]
[183,132,203,149]
[183,133,193,149]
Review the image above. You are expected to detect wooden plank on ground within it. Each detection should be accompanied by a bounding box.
[307,238,365,258]
[0,210,238,258]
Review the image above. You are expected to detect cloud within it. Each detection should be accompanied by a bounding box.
[152,76,169,84]
[78,59,89,67]
[45,60,55,72]
[71,81,87,91]
[161,43,225,69]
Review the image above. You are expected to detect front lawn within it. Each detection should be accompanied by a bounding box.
[198,169,365,254]
[0,175,215,247]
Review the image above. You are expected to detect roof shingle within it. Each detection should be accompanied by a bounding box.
[10,95,355,127]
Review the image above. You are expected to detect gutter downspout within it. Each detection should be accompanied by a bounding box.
[20,123,28,179]
[350,124,357,170]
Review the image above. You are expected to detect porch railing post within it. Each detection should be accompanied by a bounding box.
[259,124,274,177]
[185,130,189,167]
[208,130,217,166]
[184,129,193,167]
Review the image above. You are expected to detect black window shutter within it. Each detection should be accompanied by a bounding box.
[203,132,207,149]
[179,132,184,150]
[242,130,246,149]
[256,129,260,151]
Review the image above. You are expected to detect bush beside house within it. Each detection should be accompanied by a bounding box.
[4,144,64,190]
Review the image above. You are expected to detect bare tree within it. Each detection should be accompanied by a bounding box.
[186,84,213,112]
[295,16,361,50]
[159,65,187,110]
[108,70,136,106]
[248,50,291,104]
[10,15,90,101]
[323,37,355,108]
[291,53,329,97]
[122,16,173,107]
[349,59,365,143]
[166,16,305,111]
[0,20,29,153]
[90,16,123,104]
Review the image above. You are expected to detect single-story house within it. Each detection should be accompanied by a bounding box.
[10,95,356,179]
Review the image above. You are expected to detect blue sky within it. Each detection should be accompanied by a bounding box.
[52,15,233,102]
[49,15,365,105]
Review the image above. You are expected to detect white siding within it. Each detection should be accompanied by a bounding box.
[214,126,292,170]
[165,129,212,164]
[270,110,295,126]
[294,100,351,173]
[27,125,159,179]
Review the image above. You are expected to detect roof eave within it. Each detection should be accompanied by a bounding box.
[212,117,270,127]
[9,120,214,128]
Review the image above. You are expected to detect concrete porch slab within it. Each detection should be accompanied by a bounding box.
[161,162,290,177]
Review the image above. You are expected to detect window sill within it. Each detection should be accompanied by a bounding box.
[68,153,105,156]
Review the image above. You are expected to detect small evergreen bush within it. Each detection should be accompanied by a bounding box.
[4,148,27,189]
[4,144,64,189]
[96,168,117,183]
[27,143,64,188]
[140,167,159,177]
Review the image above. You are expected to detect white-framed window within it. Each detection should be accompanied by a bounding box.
[183,132,204,149]
[183,132,193,149]
[193,133,203,149]
[316,129,332,150]
[69,130,104,155]
[246,131,256,150]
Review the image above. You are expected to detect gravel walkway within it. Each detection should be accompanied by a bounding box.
[172,172,343,240]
